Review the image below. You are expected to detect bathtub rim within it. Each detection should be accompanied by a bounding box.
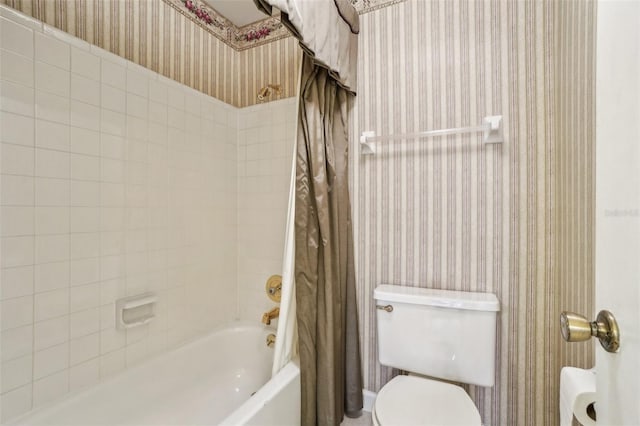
[6,320,275,425]
[219,357,300,425]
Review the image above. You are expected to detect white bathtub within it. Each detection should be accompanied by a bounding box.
[10,323,300,425]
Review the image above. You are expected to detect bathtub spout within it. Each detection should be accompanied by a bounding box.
[261,307,280,325]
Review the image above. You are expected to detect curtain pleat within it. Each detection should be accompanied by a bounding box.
[295,54,363,426]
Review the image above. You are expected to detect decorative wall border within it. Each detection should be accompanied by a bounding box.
[163,0,290,51]
[162,0,406,51]
[352,0,408,14]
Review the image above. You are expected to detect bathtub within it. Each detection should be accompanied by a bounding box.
[10,323,300,425]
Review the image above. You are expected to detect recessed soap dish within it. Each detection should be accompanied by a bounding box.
[116,293,157,329]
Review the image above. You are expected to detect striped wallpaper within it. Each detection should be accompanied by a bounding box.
[349,1,595,425]
[235,37,301,108]
[555,0,596,382]
[0,0,304,107]
[0,0,241,105]
[0,0,596,424]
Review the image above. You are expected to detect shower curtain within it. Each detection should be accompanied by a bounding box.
[253,1,362,424]
[271,109,299,377]
[294,54,362,425]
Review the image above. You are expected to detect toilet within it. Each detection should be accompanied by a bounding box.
[372,284,500,426]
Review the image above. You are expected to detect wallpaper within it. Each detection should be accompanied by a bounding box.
[349,1,595,425]
[0,0,397,108]
[163,0,292,51]
[0,0,596,424]
[163,0,404,51]
[0,0,303,107]
[0,0,241,105]
[555,0,596,379]
[235,37,301,109]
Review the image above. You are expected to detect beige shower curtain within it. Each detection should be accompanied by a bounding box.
[252,0,362,423]
[294,54,363,425]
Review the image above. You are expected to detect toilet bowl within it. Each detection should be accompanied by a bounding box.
[373,284,500,426]
[371,376,481,426]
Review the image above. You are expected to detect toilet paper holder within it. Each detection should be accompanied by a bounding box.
[585,402,596,422]
[560,310,620,353]
[560,366,597,426]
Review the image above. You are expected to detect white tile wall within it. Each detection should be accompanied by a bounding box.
[0,5,296,424]
[0,9,238,423]
[236,99,297,321]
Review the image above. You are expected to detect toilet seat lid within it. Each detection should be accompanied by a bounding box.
[373,376,481,426]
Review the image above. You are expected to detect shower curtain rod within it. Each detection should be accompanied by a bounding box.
[359,115,504,155]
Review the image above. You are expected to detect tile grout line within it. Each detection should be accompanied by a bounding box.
[29,21,36,414]
[66,36,72,404]
[95,51,103,386]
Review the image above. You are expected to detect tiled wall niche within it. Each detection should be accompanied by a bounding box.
[0,9,242,422]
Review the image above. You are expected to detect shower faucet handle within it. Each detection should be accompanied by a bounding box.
[265,275,282,302]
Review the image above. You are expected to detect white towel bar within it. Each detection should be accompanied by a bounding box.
[359,115,504,155]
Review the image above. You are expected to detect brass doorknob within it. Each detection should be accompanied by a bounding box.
[560,310,620,353]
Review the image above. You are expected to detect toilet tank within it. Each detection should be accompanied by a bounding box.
[374,284,500,387]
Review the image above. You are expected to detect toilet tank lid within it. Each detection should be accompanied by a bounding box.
[374,284,500,312]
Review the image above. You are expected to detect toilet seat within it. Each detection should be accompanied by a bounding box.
[372,375,481,426]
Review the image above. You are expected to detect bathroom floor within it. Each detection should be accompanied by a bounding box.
[342,412,373,426]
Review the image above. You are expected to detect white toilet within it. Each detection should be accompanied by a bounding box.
[372,284,500,426]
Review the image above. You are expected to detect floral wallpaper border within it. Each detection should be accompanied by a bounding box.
[163,0,289,51]
[163,0,406,51]
[351,0,407,14]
